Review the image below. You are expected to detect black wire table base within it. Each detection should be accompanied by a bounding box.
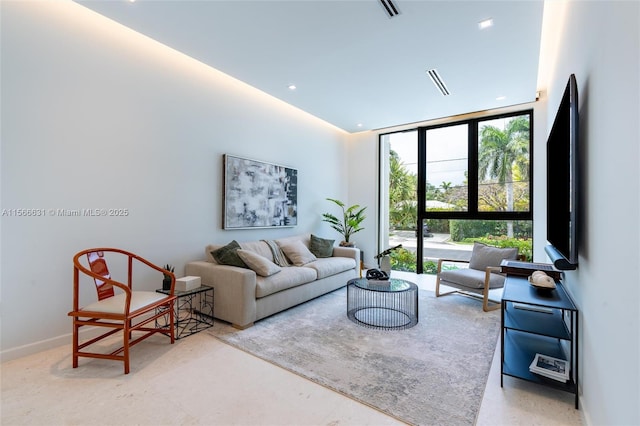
[156,286,214,339]
[347,278,418,330]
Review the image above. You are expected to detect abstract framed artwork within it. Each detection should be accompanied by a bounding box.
[223,154,298,229]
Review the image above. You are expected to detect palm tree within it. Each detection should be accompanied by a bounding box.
[478,116,530,237]
[389,150,417,229]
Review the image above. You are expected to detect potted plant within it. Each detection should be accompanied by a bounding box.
[321,198,367,247]
[162,264,175,291]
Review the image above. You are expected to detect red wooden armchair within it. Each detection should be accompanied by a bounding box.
[69,248,177,374]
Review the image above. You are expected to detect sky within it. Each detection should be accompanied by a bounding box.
[386,116,517,188]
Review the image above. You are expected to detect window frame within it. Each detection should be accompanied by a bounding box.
[418,109,534,223]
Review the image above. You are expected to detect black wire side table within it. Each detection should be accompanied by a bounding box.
[347,278,418,330]
[156,286,214,339]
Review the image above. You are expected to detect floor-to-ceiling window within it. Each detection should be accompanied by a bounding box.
[380,110,533,273]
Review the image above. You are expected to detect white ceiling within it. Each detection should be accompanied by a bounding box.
[76,0,544,133]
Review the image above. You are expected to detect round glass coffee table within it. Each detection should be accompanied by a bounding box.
[347,277,418,330]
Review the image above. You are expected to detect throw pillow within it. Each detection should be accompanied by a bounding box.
[468,242,518,271]
[236,249,281,277]
[278,240,317,266]
[211,240,247,268]
[309,234,335,258]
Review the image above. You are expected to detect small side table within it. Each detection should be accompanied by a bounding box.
[156,286,214,339]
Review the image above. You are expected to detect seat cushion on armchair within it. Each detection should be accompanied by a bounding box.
[468,242,518,271]
[81,291,169,315]
[438,268,506,291]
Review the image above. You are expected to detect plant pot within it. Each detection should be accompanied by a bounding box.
[339,241,356,247]
[162,277,172,291]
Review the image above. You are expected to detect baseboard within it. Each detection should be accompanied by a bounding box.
[0,326,105,363]
[1,334,70,362]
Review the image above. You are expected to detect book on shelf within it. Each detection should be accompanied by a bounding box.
[500,260,563,281]
[529,353,570,382]
[512,303,554,314]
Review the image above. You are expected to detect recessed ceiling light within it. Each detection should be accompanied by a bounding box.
[357,123,363,127]
[496,95,507,101]
[288,84,297,90]
[478,18,494,30]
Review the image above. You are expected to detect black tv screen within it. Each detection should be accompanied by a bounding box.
[546,74,579,270]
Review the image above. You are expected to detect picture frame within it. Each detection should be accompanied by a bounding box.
[223,154,298,229]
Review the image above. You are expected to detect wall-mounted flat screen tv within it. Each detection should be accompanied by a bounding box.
[545,74,579,270]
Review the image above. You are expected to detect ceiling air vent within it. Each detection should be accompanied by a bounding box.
[427,69,451,96]
[379,0,400,18]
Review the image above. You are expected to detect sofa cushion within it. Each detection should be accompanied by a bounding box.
[309,234,335,258]
[278,240,317,266]
[255,267,318,298]
[468,242,518,271]
[306,257,356,279]
[211,240,247,268]
[236,249,281,277]
[439,268,506,290]
[239,240,275,262]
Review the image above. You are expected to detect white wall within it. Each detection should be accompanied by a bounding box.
[0,1,349,359]
[539,2,639,424]
[344,131,379,267]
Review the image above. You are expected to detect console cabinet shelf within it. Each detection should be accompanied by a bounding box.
[501,276,579,409]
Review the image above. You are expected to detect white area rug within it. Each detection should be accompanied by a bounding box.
[210,287,501,426]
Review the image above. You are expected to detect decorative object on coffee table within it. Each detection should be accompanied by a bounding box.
[321,198,366,247]
[375,244,403,275]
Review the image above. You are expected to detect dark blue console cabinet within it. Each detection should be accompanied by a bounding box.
[501,275,579,409]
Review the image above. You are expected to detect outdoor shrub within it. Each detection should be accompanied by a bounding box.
[464,236,533,261]
[390,247,417,272]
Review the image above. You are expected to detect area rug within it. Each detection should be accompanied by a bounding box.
[209,287,500,426]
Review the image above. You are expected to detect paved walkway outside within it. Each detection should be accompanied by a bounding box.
[388,230,473,261]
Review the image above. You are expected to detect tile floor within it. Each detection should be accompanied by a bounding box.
[0,272,584,425]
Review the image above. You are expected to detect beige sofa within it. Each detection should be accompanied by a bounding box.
[185,234,359,329]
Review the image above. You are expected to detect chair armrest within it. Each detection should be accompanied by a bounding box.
[129,252,176,295]
[484,266,503,284]
[332,246,360,266]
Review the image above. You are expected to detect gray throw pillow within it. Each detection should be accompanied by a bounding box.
[211,240,247,268]
[309,234,335,258]
[468,242,518,271]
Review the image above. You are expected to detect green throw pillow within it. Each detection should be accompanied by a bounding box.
[211,240,247,268]
[309,234,335,258]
